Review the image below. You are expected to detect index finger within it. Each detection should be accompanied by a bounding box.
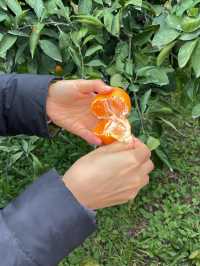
[77,79,113,94]
[119,144,151,167]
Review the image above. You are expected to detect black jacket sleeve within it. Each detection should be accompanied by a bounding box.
[0,170,96,266]
[0,74,54,137]
[0,74,96,265]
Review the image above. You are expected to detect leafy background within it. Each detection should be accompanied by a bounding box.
[0,0,200,265]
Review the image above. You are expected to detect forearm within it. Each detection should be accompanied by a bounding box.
[0,170,96,266]
[0,74,55,137]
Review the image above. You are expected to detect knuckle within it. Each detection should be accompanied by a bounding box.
[130,176,141,188]
[122,194,130,202]
[150,161,155,171]
[146,160,154,172]
[128,191,137,200]
[144,175,149,185]
[144,147,151,158]
[131,152,140,166]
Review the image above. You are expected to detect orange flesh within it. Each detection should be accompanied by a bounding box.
[93,120,115,145]
[91,87,131,119]
[91,87,132,145]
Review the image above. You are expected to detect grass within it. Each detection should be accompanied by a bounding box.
[0,116,199,266]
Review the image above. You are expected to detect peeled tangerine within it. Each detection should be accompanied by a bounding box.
[91,87,132,145]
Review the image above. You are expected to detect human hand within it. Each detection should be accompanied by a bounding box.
[62,138,154,209]
[46,79,112,145]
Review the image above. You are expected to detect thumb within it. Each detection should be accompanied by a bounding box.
[133,137,146,148]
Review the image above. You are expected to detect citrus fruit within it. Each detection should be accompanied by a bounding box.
[93,118,132,145]
[91,87,131,119]
[91,87,132,145]
[92,120,115,145]
[55,65,64,75]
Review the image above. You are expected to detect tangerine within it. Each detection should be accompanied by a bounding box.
[55,65,64,76]
[93,120,115,145]
[91,87,131,119]
[91,87,132,145]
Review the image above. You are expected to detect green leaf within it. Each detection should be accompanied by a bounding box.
[104,12,113,33]
[180,29,200,40]
[125,59,133,76]
[86,59,106,67]
[166,14,182,30]
[159,117,185,136]
[192,104,200,119]
[192,40,200,78]
[125,0,142,8]
[0,146,10,152]
[45,0,58,15]
[83,34,95,46]
[15,43,27,64]
[104,12,121,37]
[0,12,8,22]
[0,35,17,58]
[8,30,29,37]
[113,12,120,37]
[152,23,180,49]
[56,0,69,20]
[147,136,160,151]
[78,0,92,15]
[71,28,88,45]
[5,0,22,16]
[157,41,176,66]
[59,31,72,50]
[178,39,198,68]
[42,28,58,39]
[110,73,124,87]
[141,89,151,113]
[189,250,200,260]
[135,30,154,46]
[185,80,196,101]
[176,0,200,16]
[181,16,200,33]
[73,15,103,28]
[10,151,23,165]
[187,7,199,17]
[85,45,103,57]
[69,47,81,68]
[129,84,140,92]
[0,0,7,10]
[94,0,103,4]
[0,33,3,42]
[137,66,169,86]
[25,0,45,19]
[39,40,62,62]
[155,148,173,171]
[31,153,43,174]
[29,23,45,58]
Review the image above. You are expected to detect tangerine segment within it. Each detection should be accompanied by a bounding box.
[91,87,131,119]
[93,120,115,145]
[93,118,132,145]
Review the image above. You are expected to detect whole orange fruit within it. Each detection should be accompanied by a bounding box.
[55,65,64,76]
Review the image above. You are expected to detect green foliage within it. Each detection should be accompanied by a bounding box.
[0,1,200,265]
[1,115,199,266]
[0,2,199,165]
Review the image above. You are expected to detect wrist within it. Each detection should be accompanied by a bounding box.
[62,174,92,209]
[46,79,62,137]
